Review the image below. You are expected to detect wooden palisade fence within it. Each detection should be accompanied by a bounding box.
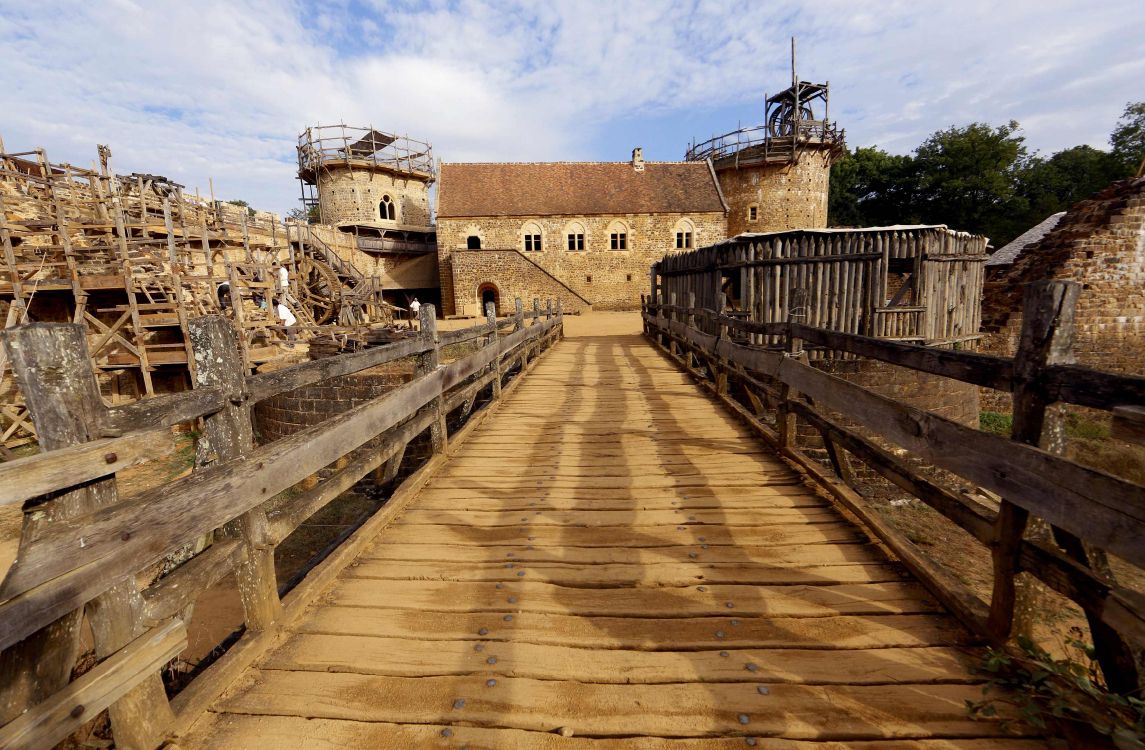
[0,298,562,749]
[644,280,1145,694]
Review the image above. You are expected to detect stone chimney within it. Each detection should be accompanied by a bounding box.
[631,146,644,172]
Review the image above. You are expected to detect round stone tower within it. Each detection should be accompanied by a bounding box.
[297,125,435,229]
[688,61,844,236]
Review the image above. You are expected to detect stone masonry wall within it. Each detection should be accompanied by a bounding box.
[437,211,726,315]
[979,178,1145,411]
[720,149,832,236]
[450,250,590,316]
[317,166,432,227]
[253,364,412,445]
[814,357,980,427]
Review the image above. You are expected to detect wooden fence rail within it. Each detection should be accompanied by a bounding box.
[644,281,1145,696]
[0,298,563,749]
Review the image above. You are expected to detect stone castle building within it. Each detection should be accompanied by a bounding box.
[296,125,440,301]
[435,73,843,317]
[435,152,727,316]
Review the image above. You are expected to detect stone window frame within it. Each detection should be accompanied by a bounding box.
[521,221,544,253]
[607,219,629,251]
[379,194,397,221]
[564,220,587,252]
[674,218,695,250]
[748,204,759,222]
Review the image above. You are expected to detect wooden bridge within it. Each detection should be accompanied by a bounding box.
[0,287,1142,748]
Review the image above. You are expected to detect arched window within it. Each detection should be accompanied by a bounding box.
[467,235,482,250]
[477,282,499,312]
[521,222,543,252]
[674,218,695,250]
[379,195,395,221]
[564,221,586,252]
[607,219,629,251]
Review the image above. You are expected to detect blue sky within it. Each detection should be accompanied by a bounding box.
[1,0,1142,214]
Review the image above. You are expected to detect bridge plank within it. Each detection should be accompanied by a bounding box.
[328,579,941,618]
[262,635,980,684]
[213,672,1030,740]
[393,508,842,527]
[357,542,880,566]
[344,559,905,586]
[376,523,865,548]
[188,714,1048,749]
[410,490,825,510]
[293,607,978,650]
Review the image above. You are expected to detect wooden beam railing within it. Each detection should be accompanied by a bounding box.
[0,297,563,749]
[644,281,1145,695]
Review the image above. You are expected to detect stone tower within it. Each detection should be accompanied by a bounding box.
[297,125,435,230]
[687,44,844,236]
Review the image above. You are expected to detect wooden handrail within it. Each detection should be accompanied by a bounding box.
[0,298,563,749]
[643,283,1145,695]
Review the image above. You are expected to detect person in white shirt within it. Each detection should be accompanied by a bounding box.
[409,297,421,329]
[276,299,297,348]
[277,264,289,296]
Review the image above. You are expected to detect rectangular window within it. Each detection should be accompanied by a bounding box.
[567,233,584,251]
[748,206,758,221]
[523,234,541,252]
[610,232,627,250]
[586,275,593,282]
[675,231,693,249]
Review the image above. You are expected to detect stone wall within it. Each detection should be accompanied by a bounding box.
[317,166,432,228]
[719,149,832,236]
[814,357,981,427]
[979,178,1145,412]
[437,211,726,315]
[252,364,412,445]
[450,250,590,316]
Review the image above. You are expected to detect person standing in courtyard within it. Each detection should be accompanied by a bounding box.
[409,296,421,329]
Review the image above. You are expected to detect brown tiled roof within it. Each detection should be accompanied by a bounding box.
[437,162,726,218]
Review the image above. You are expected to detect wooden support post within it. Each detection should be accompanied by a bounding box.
[416,304,446,454]
[556,298,563,338]
[188,316,281,631]
[0,324,173,747]
[514,297,524,332]
[486,301,502,400]
[777,314,805,448]
[546,299,553,320]
[715,318,729,395]
[685,292,697,369]
[668,293,679,358]
[987,281,1074,641]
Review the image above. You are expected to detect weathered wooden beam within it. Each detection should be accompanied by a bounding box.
[189,316,281,632]
[140,539,243,625]
[102,386,225,433]
[0,620,186,750]
[0,324,174,748]
[245,335,431,404]
[0,426,174,507]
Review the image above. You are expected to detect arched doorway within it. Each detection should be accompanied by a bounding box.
[477,282,499,314]
[467,235,482,249]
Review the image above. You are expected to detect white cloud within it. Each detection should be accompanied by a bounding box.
[1,0,1141,213]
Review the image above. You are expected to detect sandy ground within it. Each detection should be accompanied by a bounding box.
[440,310,642,338]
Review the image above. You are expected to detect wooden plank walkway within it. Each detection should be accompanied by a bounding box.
[184,324,1045,748]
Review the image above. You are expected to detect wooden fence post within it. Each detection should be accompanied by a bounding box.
[188,316,281,632]
[988,281,1074,640]
[668,293,679,358]
[514,297,524,332]
[546,299,553,320]
[417,303,446,454]
[486,301,502,400]
[685,292,697,369]
[777,312,806,448]
[0,324,173,747]
[556,298,563,339]
[715,315,729,395]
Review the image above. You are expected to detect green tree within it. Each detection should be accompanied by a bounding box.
[1016,145,1124,219]
[829,146,919,227]
[1110,101,1145,175]
[911,121,1031,243]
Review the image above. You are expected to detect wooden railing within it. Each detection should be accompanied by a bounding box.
[0,297,563,749]
[643,281,1145,695]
